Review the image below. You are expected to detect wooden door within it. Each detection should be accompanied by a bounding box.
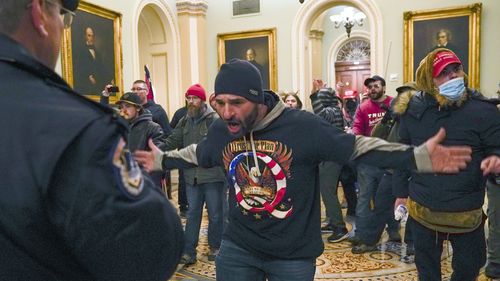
[335,60,371,95]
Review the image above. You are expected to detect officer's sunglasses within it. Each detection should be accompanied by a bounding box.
[26,0,75,29]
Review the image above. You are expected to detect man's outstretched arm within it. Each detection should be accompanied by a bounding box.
[353,128,471,173]
[134,139,198,173]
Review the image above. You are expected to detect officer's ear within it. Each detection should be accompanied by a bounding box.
[29,0,49,37]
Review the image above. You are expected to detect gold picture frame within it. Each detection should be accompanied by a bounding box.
[403,3,481,89]
[61,1,123,102]
[217,28,277,91]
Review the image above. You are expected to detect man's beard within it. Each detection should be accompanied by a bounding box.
[369,91,384,100]
[226,104,259,138]
[187,104,201,118]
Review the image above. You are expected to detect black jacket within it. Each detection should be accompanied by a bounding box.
[144,100,172,136]
[170,106,187,129]
[0,34,183,281]
[394,90,500,211]
[128,110,164,152]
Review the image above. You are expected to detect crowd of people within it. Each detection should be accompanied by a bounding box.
[1,1,499,281]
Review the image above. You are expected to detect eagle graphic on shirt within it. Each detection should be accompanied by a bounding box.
[223,140,293,219]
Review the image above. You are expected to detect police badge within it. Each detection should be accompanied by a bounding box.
[111,137,144,197]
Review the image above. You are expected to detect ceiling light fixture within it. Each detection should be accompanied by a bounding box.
[329,7,366,38]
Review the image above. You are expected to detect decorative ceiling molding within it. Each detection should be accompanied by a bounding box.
[176,0,208,16]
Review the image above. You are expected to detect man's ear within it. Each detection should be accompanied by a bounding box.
[209,93,216,111]
[30,0,49,37]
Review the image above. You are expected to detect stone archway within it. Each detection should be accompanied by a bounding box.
[133,0,182,116]
[291,0,383,104]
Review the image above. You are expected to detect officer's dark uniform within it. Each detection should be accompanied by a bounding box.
[0,31,183,280]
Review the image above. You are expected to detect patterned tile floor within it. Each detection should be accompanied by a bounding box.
[167,189,491,281]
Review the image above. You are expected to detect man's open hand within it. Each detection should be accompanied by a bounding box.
[134,139,163,173]
[425,128,472,173]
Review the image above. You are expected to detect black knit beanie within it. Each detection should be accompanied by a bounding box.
[214,58,264,104]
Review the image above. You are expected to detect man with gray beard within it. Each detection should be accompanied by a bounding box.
[160,84,226,265]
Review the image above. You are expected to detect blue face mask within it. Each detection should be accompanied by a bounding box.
[438,77,465,101]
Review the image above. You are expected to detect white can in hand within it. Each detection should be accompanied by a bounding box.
[394,204,408,222]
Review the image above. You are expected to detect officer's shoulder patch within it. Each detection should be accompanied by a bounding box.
[111,137,144,197]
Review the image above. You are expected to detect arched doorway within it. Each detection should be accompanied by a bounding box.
[333,37,371,95]
[133,0,182,116]
[292,0,383,106]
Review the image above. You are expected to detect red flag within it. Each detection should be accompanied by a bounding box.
[144,65,155,101]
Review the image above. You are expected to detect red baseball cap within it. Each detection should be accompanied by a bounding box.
[343,90,358,100]
[432,51,462,77]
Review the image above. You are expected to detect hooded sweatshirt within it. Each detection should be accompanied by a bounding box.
[170,91,424,259]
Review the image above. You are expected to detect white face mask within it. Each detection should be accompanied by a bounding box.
[438,77,465,101]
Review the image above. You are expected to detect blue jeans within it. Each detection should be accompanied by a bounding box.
[355,164,398,239]
[358,173,399,245]
[184,181,224,257]
[216,239,316,281]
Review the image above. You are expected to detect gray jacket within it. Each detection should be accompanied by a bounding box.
[160,106,225,185]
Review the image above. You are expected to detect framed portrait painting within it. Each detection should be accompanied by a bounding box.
[217,28,277,90]
[61,1,123,102]
[403,3,481,89]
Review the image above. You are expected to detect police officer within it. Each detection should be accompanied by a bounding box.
[0,0,183,280]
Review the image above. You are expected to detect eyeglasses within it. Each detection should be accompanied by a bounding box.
[438,64,463,77]
[47,0,75,29]
[27,0,75,29]
[131,87,147,91]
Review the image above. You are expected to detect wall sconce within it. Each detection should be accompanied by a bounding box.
[329,7,366,38]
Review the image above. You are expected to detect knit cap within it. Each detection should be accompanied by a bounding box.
[214,58,264,104]
[185,83,206,101]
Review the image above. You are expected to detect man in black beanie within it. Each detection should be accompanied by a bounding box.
[0,1,183,280]
[136,58,474,281]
